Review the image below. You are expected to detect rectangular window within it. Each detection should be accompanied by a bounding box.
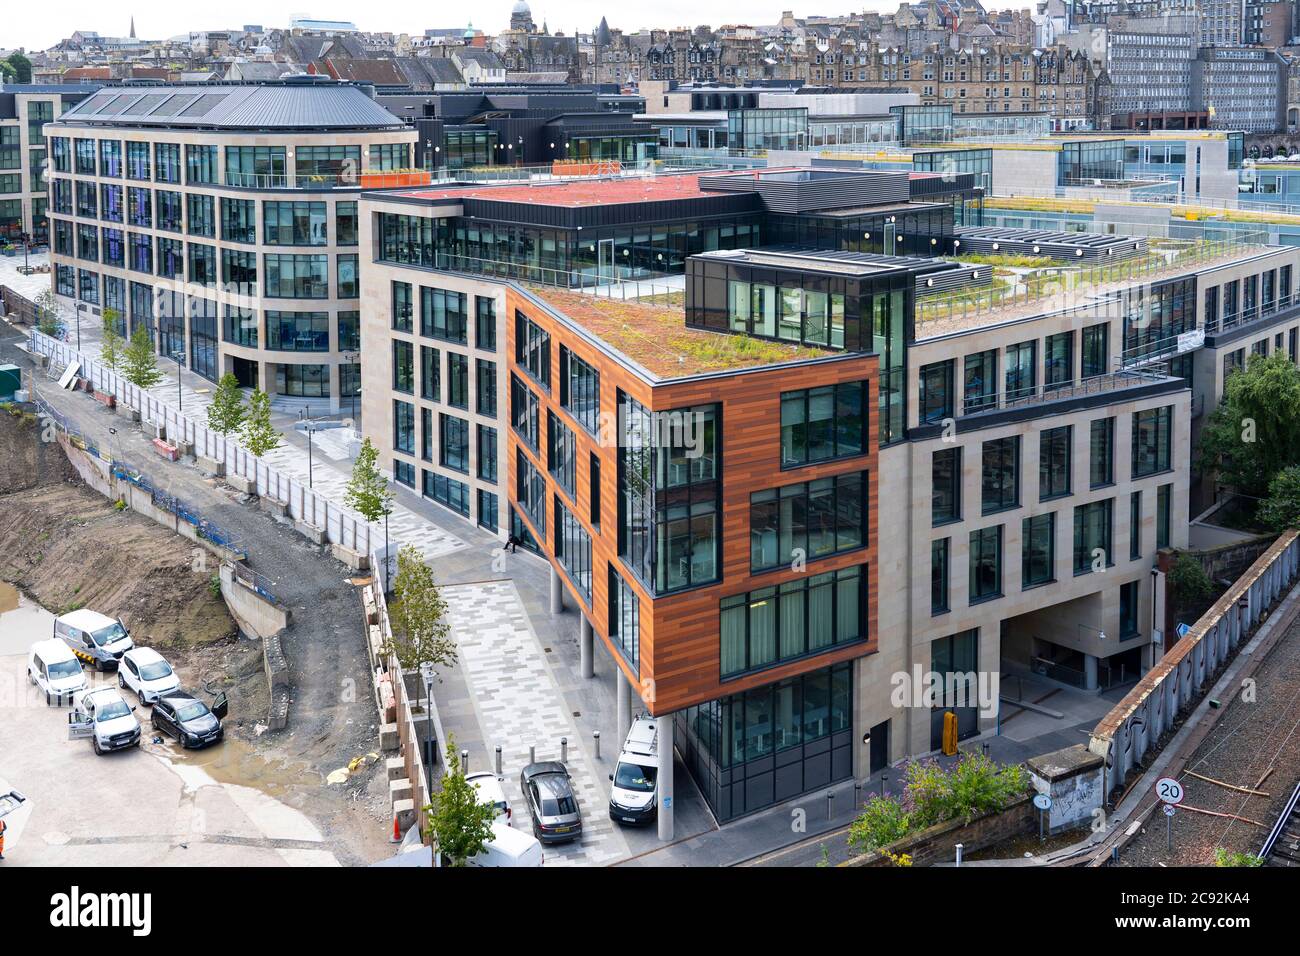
[1004,341,1036,401]
[547,411,577,499]
[515,310,550,388]
[1130,491,1142,561]
[1039,426,1071,500]
[264,254,328,298]
[392,281,413,333]
[154,143,181,184]
[931,538,950,614]
[968,525,1002,601]
[187,242,217,287]
[719,565,867,678]
[476,359,497,417]
[749,471,867,572]
[919,359,954,423]
[1022,513,1055,588]
[555,498,593,604]
[99,139,121,177]
[477,425,498,483]
[510,374,540,451]
[1132,406,1173,478]
[335,201,358,246]
[1090,417,1114,488]
[932,447,961,525]
[1120,580,1140,640]
[421,286,467,344]
[186,193,214,238]
[477,490,499,532]
[475,296,496,350]
[516,448,547,536]
[608,567,640,674]
[589,454,601,528]
[1073,498,1113,574]
[423,469,469,516]
[393,400,415,455]
[263,201,327,245]
[392,340,414,393]
[1082,323,1108,378]
[1156,483,1172,550]
[560,347,601,436]
[447,353,468,409]
[981,436,1020,514]
[1045,331,1073,389]
[185,144,218,185]
[439,414,469,473]
[220,198,256,244]
[780,382,867,467]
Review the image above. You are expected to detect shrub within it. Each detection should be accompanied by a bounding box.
[847,794,911,853]
[1168,553,1214,611]
[1214,848,1263,867]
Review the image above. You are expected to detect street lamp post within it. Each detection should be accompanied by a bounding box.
[170,350,184,410]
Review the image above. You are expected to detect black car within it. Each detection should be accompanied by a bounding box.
[519,761,583,843]
[152,690,228,749]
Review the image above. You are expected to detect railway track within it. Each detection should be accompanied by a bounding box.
[1259,780,1300,867]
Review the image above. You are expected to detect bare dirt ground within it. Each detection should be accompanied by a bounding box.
[1117,615,1300,866]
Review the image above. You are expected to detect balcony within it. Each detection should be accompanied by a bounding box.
[1206,292,1296,336]
[957,368,1174,419]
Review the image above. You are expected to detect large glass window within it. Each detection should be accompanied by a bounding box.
[547,411,577,499]
[749,471,867,572]
[475,296,496,351]
[780,382,868,467]
[392,281,413,333]
[555,498,593,604]
[225,145,285,187]
[440,414,469,473]
[720,565,866,678]
[264,254,328,299]
[185,144,217,185]
[266,311,330,352]
[962,350,998,413]
[919,359,954,424]
[515,309,550,388]
[932,447,961,524]
[1073,498,1113,575]
[1022,513,1055,588]
[335,201,358,246]
[1132,406,1173,478]
[126,141,150,180]
[1082,323,1108,378]
[981,436,1020,514]
[1130,491,1142,561]
[516,449,547,536]
[154,143,181,184]
[1157,483,1172,549]
[220,197,256,244]
[477,425,498,483]
[295,145,359,187]
[608,567,640,674]
[187,242,217,287]
[263,201,327,245]
[969,525,1002,601]
[1039,426,1071,500]
[476,358,497,417]
[393,400,415,455]
[1044,331,1073,389]
[221,249,257,298]
[1004,341,1036,402]
[560,347,600,436]
[510,374,540,451]
[931,538,950,614]
[421,287,467,344]
[186,193,214,238]
[392,340,414,393]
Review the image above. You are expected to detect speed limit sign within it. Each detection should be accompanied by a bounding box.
[1155,777,1185,805]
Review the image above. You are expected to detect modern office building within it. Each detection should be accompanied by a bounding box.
[0,84,101,242]
[358,162,1300,821]
[44,80,416,409]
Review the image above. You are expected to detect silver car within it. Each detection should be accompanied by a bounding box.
[519,762,582,844]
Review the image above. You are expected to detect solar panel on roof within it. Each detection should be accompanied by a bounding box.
[148,93,201,117]
[122,93,168,115]
[178,92,229,118]
[99,95,140,116]
[75,92,118,114]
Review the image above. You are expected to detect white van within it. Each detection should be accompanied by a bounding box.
[27,639,87,706]
[608,715,659,825]
[54,609,133,671]
[468,820,544,867]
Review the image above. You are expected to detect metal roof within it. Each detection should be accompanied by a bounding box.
[53,82,408,131]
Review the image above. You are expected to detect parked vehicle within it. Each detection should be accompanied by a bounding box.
[67,689,141,755]
[151,690,227,749]
[466,771,512,823]
[27,638,87,706]
[117,647,180,704]
[54,609,133,672]
[608,715,660,825]
[519,761,582,844]
[467,820,544,867]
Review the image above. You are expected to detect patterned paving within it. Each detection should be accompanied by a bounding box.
[443,580,629,866]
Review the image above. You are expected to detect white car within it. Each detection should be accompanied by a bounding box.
[27,638,87,706]
[117,647,180,704]
[68,688,141,756]
[466,771,512,823]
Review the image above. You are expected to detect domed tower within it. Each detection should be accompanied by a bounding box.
[510,1,535,33]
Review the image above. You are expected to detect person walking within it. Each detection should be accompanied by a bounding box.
[0,815,7,860]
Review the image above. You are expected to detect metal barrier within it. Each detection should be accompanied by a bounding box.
[1088,529,1300,798]
[27,328,373,557]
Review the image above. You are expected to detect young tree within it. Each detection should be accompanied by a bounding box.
[241,388,280,456]
[344,437,394,522]
[1197,352,1300,500]
[1259,465,1300,532]
[100,308,124,369]
[206,373,247,435]
[1168,552,1214,620]
[34,288,61,338]
[385,543,457,674]
[425,734,497,866]
[121,324,164,389]
[5,53,33,84]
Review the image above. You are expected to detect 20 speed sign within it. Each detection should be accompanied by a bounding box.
[1155,777,1185,805]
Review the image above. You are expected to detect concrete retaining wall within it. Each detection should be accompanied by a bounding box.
[218,562,290,641]
[841,795,1035,867]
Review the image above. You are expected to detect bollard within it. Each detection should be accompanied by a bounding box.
[561,736,568,764]
[826,789,834,820]
[881,772,889,797]
[529,745,536,764]
[495,745,502,776]
[955,843,964,867]
[854,781,862,810]
[982,741,990,758]
[594,731,601,760]
[461,749,469,773]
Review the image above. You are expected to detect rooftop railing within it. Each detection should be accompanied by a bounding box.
[952,366,1171,418]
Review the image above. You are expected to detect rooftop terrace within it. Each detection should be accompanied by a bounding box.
[525,286,838,379]
[389,172,723,207]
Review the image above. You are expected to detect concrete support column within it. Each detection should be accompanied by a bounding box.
[657,712,674,843]
[579,615,594,679]
[549,566,563,614]
[1083,653,1099,691]
[616,668,633,747]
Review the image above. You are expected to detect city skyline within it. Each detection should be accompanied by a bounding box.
[1,2,964,53]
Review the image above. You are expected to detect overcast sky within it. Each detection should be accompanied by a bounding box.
[2,2,932,54]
